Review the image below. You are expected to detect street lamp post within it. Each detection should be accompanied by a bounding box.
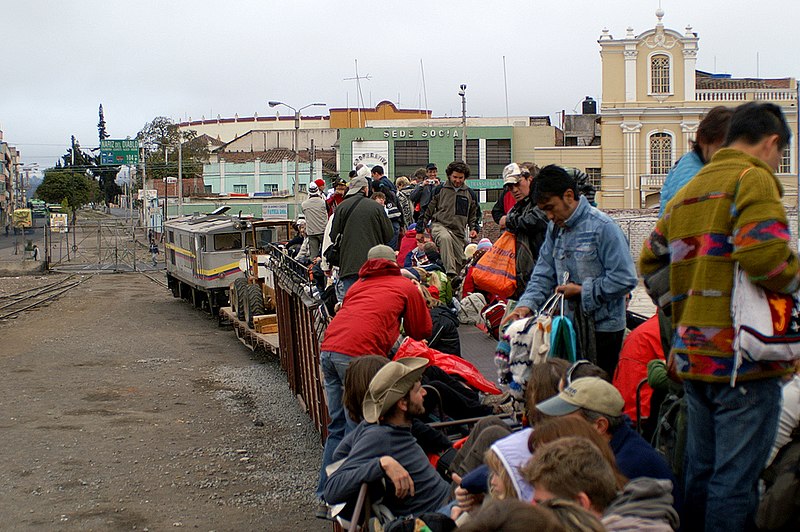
[268,100,326,218]
[458,84,467,162]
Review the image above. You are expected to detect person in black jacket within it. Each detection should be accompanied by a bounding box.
[502,163,549,299]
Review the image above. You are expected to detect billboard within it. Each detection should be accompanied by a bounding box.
[50,212,68,233]
[262,202,288,220]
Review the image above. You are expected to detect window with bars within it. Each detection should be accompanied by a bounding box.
[485,139,512,164]
[453,139,481,167]
[779,145,792,174]
[394,140,429,179]
[395,141,429,166]
[651,54,670,94]
[233,184,248,194]
[585,167,602,191]
[650,133,672,175]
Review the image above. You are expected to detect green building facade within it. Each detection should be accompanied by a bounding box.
[338,125,515,205]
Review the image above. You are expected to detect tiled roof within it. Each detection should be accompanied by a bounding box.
[696,70,792,90]
[217,148,338,175]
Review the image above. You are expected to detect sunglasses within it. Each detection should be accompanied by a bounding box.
[565,359,592,387]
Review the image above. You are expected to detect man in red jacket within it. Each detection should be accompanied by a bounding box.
[314,244,432,511]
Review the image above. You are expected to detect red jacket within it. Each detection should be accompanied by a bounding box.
[612,315,665,421]
[397,229,418,265]
[320,259,432,357]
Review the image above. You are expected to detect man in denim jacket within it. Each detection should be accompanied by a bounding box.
[504,165,637,376]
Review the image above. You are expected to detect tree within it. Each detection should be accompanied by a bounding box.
[98,104,110,142]
[137,116,209,185]
[36,168,100,222]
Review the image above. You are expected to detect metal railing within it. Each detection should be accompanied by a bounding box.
[696,89,797,102]
[265,243,330,440]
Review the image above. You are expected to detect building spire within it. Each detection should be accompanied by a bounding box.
[656,1,664,25]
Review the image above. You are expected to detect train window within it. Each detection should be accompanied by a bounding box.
[198,235,206,251]
[245,232,254,247]
[256,229,274,247]
[170,249,176,265]
[214,233,243,251]
[169,231,174,244]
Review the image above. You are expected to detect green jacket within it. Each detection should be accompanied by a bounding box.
[418,181,480,235]
[639,148,799,382]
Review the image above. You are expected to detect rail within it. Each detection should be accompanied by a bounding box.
[0,275,93,320]
[264,243,330,440]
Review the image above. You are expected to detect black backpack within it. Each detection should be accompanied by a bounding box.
[757,425,800,531]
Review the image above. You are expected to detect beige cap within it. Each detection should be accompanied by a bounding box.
[362,358,428,423]
[464,243,478,259]
[536,376,624,418]
[346,175,369,196]
[367,244,397,262]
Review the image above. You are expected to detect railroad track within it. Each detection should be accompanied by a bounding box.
[141,271,168,288]
[0,275,92,320]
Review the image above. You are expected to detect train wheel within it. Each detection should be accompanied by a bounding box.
[245,284,265,329]
[233,278,247,320]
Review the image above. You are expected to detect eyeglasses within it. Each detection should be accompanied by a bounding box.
[565,359,592,387]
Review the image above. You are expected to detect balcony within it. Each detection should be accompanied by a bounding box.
[640,174,666,208]
[696,89,797,103]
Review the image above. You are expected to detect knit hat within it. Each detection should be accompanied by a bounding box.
[367,244,396,262]
[477,238,492,251]
[536,377,624,418]
[427,285,440,300]
[347,175,369,197]
[363,358,428,423]
[464,243,478,259]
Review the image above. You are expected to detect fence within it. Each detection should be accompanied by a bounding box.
[45,220,157,272]
[266,244,330,440]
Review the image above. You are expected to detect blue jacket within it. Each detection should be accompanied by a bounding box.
[517,196,637,332]
[658,150,704,215]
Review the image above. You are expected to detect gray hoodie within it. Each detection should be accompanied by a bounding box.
[602,477,680,532]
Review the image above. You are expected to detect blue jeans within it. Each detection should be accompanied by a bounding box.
[335,275,358,303]
[316,350,357,498]
[682,378,781,532]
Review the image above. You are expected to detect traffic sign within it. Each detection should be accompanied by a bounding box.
[100,139,140,165]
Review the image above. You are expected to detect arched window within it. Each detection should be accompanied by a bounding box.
[651,54,670,94]
[650,133,672,174]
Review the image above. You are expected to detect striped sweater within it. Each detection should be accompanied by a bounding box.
[639,148,799,382]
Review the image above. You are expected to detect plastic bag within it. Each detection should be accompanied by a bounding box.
[395,338,501,395]
[472,232,516,299]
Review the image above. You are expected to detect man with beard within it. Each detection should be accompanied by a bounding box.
[324,358,452,518]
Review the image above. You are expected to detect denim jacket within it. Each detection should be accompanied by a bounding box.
[517,196,637,332]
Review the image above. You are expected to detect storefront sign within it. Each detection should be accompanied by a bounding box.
[382,129,460,139]
[262,202,289,219]
[352,140,389,169]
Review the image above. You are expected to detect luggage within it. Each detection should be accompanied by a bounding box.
[458,292,487,325]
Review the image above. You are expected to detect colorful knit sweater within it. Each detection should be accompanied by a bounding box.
[639,148,799,382]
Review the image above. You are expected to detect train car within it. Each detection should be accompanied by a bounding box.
[164,210,293,315]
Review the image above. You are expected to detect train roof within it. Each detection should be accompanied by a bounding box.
[164,213,292,234]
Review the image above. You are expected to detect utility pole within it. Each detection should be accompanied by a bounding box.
[177,134,183,218]
[268,100,326,218]
[459,84,467,162]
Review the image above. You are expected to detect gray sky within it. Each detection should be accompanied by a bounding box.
[2,0,797,168]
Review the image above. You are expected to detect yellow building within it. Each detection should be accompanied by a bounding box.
[534,9,798,209]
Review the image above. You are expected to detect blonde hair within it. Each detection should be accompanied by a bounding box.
[485,449,517,500]
[396,176,410,188]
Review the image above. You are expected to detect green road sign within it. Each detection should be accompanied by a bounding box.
[100,139,139,165]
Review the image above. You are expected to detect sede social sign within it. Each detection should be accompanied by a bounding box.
[383,129,461,139]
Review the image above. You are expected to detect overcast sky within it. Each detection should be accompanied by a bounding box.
[2,0,797,169]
